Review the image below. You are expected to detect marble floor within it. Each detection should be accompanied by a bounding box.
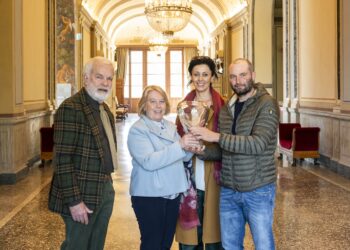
[1,114,350,250]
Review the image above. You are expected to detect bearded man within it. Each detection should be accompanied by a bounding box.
[190,58,279,250]
[49,56,117,250]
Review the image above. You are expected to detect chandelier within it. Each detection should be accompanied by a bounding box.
[149,35,169,54]
[145,0,193,37]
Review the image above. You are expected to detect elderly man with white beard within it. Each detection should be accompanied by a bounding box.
[49,56,117,250]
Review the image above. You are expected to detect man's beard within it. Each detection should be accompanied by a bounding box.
[85,85,111,103]
[231,79,254,96]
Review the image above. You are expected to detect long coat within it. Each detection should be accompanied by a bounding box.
[48,88,116,216]
[175,88,223,245]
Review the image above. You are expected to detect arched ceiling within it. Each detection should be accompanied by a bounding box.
[82,0,247,46]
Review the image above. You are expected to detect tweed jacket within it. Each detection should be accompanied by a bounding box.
[127,115,191,197]
[202,83,279,192]
[48,88,117,215]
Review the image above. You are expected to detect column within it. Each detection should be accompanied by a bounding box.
[288,0,299,123]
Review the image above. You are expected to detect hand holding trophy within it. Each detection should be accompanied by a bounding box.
[177,101,210,229]
[177,101,210,152]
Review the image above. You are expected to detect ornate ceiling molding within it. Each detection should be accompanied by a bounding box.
[83,0,243,44]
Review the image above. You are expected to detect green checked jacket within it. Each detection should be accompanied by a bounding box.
[48,88,116,216]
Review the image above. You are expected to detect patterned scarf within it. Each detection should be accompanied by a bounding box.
[176,87,225,229]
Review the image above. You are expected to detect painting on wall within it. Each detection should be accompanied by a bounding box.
[55,0,76,96]
[56,83,72,107]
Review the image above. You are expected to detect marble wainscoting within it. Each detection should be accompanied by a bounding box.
[298,108,350,179]
[0,111,53,184]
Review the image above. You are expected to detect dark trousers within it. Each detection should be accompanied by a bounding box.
[131,195,181,250]
[61,180,115,250]
[179,190,223,250]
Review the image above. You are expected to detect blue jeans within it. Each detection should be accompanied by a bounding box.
[219,183,276,250]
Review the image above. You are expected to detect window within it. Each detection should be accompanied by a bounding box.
[124,57,130,98]
[147,51,165,89]
[130,51,143,98]
[125,48,186,100]
[170,50,183,98]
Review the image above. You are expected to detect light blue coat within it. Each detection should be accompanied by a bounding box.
[127,115,192,197]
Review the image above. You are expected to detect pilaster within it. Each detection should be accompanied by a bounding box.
[282,0,300,122]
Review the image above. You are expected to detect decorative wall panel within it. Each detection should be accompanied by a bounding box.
[55,0,76,95]
[297,108,350,178]
[340,122,350,165]
[0,112,51,181]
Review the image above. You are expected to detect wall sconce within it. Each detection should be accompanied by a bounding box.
[215,50,224,75]
[217,50,224,58]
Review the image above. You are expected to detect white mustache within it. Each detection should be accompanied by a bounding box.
[97,88,109,92]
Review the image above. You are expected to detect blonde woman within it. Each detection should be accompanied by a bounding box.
[127,85,200,250]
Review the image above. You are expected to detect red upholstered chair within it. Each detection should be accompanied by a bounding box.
[115,96,128,120]
[39,125,54,167]
[279,123,301,151]
[278,123,320,166]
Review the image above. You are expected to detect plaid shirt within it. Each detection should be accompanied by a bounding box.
[48,88,116,215]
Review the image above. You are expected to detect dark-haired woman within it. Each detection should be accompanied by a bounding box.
[175,56,225,250]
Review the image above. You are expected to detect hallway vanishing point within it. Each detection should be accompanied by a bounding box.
[0,114,349,250]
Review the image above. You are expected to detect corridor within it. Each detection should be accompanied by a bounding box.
[0,114,350,250]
